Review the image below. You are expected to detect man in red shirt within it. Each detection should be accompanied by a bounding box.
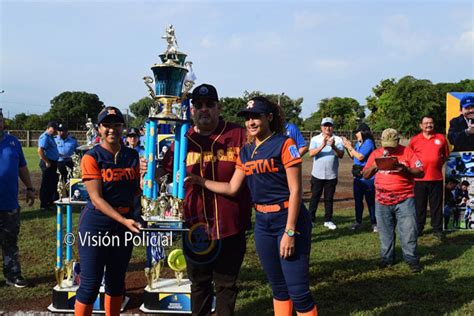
[408,115,449,240]
[363,128,424,273]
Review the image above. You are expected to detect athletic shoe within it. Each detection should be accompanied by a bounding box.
[372,224,378,233]
[408,262,423,273]
[323,221,337,230]
[6,276,28,288]
[350,223,361,230]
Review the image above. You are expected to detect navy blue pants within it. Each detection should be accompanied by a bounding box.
[254,205,315,312]
[76,207,134,304]
[353,177,376,225]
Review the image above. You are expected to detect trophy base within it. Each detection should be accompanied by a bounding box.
[140,278,215,314]
[141,217,188,231]
[48,284,129,313]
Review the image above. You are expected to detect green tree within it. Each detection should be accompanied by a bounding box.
[10,113,28,129]
[367,76,441,135]
[303,97,363,131]
[219,96,246,125]
[47,91,104,129]
[23,114,48,130]
[243,91,303,125]
[129,97,154,127]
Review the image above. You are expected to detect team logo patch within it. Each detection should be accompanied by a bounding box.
[289,145,300,158]
[415,160,422,168]
[434,139,441,145]
[199,86,209,95]
[107,108,117,115]
[246,100,255,109]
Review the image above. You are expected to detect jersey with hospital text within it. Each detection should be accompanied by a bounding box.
[81,145,140,210]
[237,134,302,205]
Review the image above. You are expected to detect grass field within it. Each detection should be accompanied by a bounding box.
[0,201,473,314]
[23,147,40,173]
[3,149,473,314]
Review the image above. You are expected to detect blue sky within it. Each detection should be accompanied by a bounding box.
[1,0,473,120]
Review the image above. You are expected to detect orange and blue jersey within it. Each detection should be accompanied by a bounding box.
[81,145,140,211]
[236,133,302,205]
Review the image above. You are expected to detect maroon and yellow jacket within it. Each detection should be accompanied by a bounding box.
[163,120,252,240]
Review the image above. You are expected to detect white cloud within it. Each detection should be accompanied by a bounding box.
[293,10,326,31]
[200,37,216,49]
[311,58,352,73]
[225,31,283,53]
[442,29,474,56]
[381,14,432,57]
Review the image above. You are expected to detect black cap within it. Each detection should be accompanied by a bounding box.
[57,123,68,132]
[47,121,58,129]
[191,84,219,102]
[97,106,125,124]
[237,98,273,117]
[355,123,371,133]
[126,127,139,137]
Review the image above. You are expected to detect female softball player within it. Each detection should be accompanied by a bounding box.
[75,107,141,316]
[186,97,317,316]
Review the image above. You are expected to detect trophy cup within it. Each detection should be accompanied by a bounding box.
[140,25,197,313]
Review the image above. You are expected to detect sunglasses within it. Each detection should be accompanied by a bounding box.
[192,100,218,110]
[101,123,123,129]
[322,124,334,128]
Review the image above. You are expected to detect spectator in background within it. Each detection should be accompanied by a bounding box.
[444,178,459,229]
[139,125,146,146]
[453,180,470,228]
[38,121,59,209]
[363,128,424,273]
[448,94,474,152]
[55,124,79,181]
[408,115,449,240]
[0,111,35,287]
[308,117,344,230]
[285,122,308,156]
[125,127,145,157]
[342,123,377,232]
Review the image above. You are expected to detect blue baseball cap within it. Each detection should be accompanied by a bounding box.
[237,98,273,117]
[97,106,125,124]
[461,95,474,109]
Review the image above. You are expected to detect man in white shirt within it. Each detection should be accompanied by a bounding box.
[308,117,344,229]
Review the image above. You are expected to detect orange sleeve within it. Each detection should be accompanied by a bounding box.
[81,154,102,181]
[281,138,302,168]
[235,155,244,170]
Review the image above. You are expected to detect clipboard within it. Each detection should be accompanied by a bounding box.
[375,156,399,170]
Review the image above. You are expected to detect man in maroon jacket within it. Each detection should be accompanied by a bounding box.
[162,84,252,316]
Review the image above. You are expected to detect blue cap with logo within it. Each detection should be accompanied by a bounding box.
[97,106,125,124]
[237,98,273,117]
[461,95,474,109]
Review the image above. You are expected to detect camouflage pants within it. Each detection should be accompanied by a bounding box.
[0,209,22,279]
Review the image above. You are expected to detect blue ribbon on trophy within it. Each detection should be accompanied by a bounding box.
[141,25,195,289]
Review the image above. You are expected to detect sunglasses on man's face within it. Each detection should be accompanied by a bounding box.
[322,124,334,128]
[192,100,218,110]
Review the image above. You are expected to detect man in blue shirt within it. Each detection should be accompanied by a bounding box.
[56,124,79,181]
[0,112,35,287]
[38,121,59,209]
[285,122,308,156]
